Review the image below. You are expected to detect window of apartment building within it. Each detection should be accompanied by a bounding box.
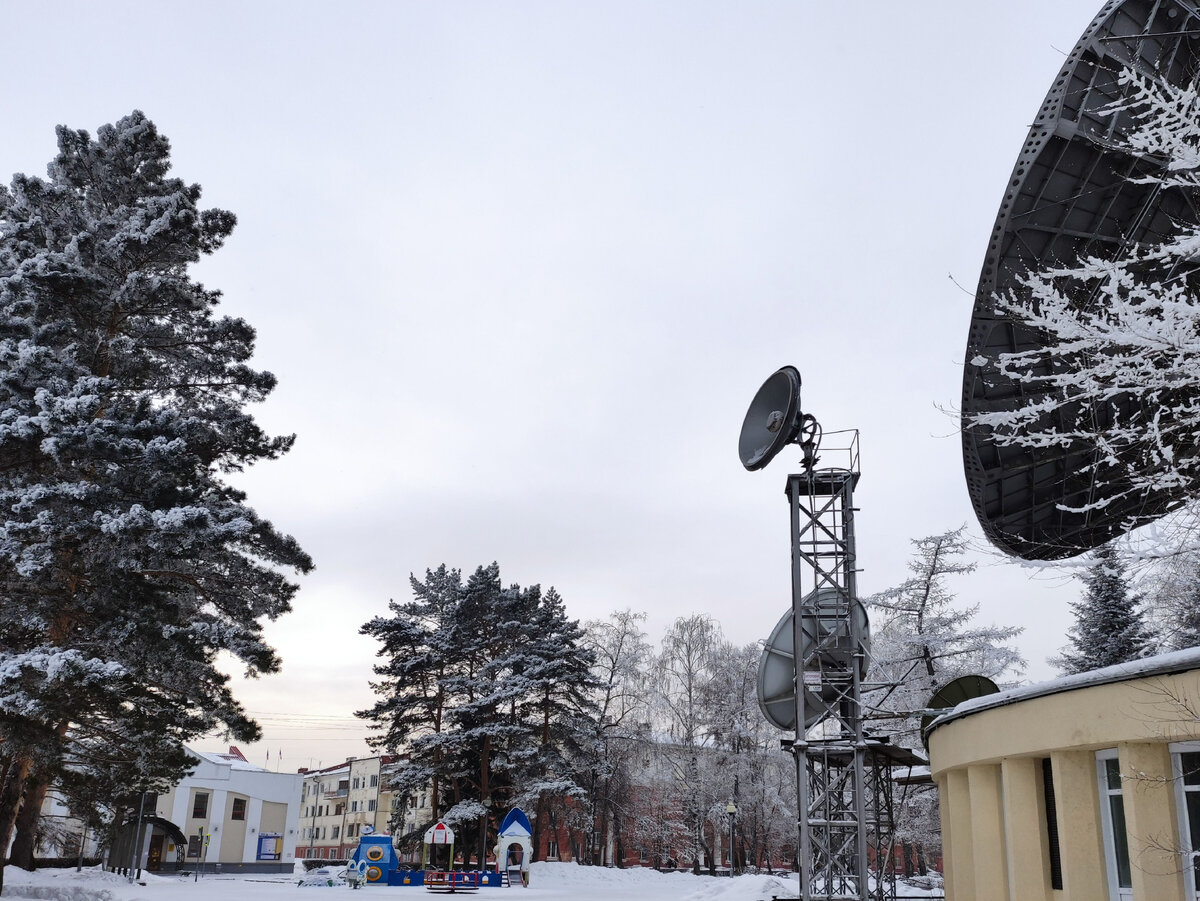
[1040,758,1064,891]
[193,792,209,819]
[335,803,345,816]
[369,775,378,787]
[1172,744,1200,898]
[1097,749,1133,900]
[351,801,358,812]
[352,778,360,790]
[232,798,247,821]
[368,800,376,812]
[546,840,559,861]
[420,794,426,808]
[332,826,340,839]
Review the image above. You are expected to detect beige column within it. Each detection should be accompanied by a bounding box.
[1000,757,1052,901]
[1050,750,1108,900]
[967,764,1008,901]
[944,768,975,900]
[936,775,957,901]
[1119,742,1187,901]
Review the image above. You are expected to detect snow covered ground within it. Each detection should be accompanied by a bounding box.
[0,863,943,901]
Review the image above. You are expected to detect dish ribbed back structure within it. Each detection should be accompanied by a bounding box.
[963,0,1200,559]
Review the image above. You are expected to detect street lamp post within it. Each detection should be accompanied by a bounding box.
[725,802,737,876]
[479,796,491,876]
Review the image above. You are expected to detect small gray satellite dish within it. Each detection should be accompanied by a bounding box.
[757,587,871,731]
[739,366,807,471]
[920,674,1000,749]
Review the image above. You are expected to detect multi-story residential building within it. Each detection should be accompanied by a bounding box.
[296,755,400,860]
[393,782,436,863]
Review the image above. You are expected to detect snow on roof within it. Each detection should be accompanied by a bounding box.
[191,749,274,772]
[927,646,1200,737]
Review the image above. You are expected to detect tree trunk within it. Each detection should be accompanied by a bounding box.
[533,791,547,862]
[9,768,50,869]
[0,754,34,891]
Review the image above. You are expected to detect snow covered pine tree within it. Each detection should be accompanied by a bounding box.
[0,112,312,880]
[359,563,598,860]
[1053,543,1152,674]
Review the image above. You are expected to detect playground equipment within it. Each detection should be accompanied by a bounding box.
[421,821,501,892]
[493,808,532,888]
[337,819,508,891]
[350,835,400,885]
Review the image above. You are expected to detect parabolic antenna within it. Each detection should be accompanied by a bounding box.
[757,587,870,731]
[920,675,1000,749]
[739,366,811,471]
[962,0,1200,560]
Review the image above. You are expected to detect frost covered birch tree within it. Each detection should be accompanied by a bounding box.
[965,70,1200,537]
[582,609,652,866]
[1144,553,1200,651]
[652,614,723,871]
[0,112,312,879]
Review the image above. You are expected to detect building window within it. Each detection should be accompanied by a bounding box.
[547,840,559,860]
[369,775,378,787]
[232,798,247,821]
[368,800,376,812]
[1097,750,1133,900]
[193,793,209,819]
[1172,745,1200,898]
[332,826,339,839]
[1041,759,1063,891]
[353,778,360,790]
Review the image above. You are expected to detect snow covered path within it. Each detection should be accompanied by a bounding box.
[1,862,941,901]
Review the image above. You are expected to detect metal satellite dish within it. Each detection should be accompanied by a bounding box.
[757,587,871,731]
[739,366,815,471]
[961,0,1200,560]
[920,675,1000,749]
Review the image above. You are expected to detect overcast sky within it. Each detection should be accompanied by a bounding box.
[4,1,1112,771]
